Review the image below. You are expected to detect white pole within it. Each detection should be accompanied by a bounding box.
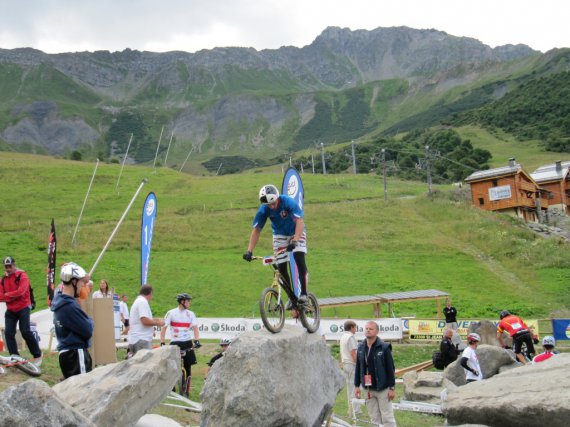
[89,178,148,277]
[153,126,164,171]
[216,163,223,176]
[72,159,99,246]
[116,133,133,194]
[179,146,194,172]
[164,131,174,167]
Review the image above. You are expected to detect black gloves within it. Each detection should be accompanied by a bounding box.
[160,342,165,346]
[193,340,202,349]
[243,251,253,262]
[286,240,297,252]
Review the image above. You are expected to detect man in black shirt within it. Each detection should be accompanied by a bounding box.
[205,338,231,377]
[440,328,459,368]
[443,298,457,329]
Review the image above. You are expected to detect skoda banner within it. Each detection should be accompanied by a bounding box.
[141,192,157,285]
[282,167,304,297]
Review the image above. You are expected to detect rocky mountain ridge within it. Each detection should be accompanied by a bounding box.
[0,25,541,168]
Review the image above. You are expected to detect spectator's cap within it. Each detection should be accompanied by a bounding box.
[3,256,15,266]
[542,336,555,347]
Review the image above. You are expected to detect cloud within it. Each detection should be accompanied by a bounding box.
[0,0,568,53]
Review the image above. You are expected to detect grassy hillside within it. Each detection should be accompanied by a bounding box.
[1,152,569,320]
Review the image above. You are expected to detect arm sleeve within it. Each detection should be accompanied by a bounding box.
[60,309,94,341]
[284,196,303,219]
[354,348,361,387]
[460,357,471,371]
[385,345,396,388]
[252,206,268,230]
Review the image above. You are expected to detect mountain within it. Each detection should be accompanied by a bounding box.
[0,26,543,170]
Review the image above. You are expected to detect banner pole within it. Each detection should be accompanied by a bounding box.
[89,178,148,277]
[72,159,99,246]
[116,133,133,194]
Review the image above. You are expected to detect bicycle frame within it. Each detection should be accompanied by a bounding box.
[258,254,297,305]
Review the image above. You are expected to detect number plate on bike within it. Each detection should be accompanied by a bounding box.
[263,256,274,265]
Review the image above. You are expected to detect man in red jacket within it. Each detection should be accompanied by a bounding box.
[0,256,42,367]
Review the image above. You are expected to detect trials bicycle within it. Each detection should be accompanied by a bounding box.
[0,354,41,377]
[252,251,320,333]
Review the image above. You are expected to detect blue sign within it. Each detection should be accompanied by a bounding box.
[552,319,570,341]
[141,192,157,285]
[282,168,304,297]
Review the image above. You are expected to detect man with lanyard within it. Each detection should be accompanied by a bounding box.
[497,310,535,364]
[354,321,396,427]
[243,184,309,307]
[160,293,201,395]
[0,256,43,368]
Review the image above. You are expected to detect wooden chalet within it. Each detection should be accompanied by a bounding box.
[464,159,548,223]
[531,161,570,215]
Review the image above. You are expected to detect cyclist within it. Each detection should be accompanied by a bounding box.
[243,184,309,307]
[0,256,43,368]
[51,262,94,378]
[205,338,231,377]
[497,310,536,364]
[160,293,200,395]
[532,336,557,364]
[460,333,483,383]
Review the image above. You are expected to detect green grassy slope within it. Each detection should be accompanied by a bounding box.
[1,152,569,320]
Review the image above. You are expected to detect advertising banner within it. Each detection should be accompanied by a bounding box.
[141,192,157,285]
[552,319,570,340]
[169,317,402,341]
[282,167,304,297]
[46,218,57,306]
[408,319,539,340]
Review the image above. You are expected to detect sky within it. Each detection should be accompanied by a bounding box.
[1,0,568,54]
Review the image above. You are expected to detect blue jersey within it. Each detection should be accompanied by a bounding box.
[252,195,304,236]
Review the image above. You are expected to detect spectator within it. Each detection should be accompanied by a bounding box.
[340,320,361,415]
[119,294,130,335]
[77,280,93,301]
[0,256,43,367]
[206,338,232,377]
[127,284,164,357]
[92,279,112,299]
[443,298,458,329]
[160,293,200,395]
[243,184,309,309]
[51,262,94,378]
[354,321,396,427]
[497,310,536,364]
[440,328,460,368]
[532,336,556,364]
[460,333,483,383]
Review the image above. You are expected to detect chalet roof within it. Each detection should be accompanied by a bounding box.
[464,163,521,183]
[531,161,570,183]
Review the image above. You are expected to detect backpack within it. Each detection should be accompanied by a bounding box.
[432,350,445,370]
[1,272,36,310]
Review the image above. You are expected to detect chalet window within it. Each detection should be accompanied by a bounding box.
[478,198,484,205]
[492,179,498,187]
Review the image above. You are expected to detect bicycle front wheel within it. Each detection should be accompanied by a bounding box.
[14,360,42,377]
[299,292,320,333]
[259,287,285,333]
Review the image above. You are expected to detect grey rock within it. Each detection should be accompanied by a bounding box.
[443,345,515,386]
[403,370,444,404]
[200,325,344,427]
[53,346,180,427]
[444,353,570,427]
[468,320,501,346]
[0,379,95,427]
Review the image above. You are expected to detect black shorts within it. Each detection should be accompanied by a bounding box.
[59,348,92,379]
[513,330,535,355]
[123,319,130,327]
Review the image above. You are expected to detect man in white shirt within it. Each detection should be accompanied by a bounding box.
[119,294,130,335]
[127,285,164,357]
[340,320,361,415]
[460,333,483,383]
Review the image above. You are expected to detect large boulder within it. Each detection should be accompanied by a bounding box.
[444,353,570,427]
[0,379,95,427]
[200,325,344,427]
[403,370,444,404]
[53,346,180,427]
[443,344,516,386]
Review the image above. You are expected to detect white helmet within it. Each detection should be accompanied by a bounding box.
[60,262,87,283]
[542,336,555,347]
[259,184,279,205]
[467,333,481,344]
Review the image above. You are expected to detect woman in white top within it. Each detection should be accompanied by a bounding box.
[92,279,113,299]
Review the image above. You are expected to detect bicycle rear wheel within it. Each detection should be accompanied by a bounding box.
[14,360,42,377]
[299,292,320,333]
[259,287,285,333]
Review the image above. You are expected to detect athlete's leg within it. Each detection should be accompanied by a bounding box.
[293,251,308,296]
